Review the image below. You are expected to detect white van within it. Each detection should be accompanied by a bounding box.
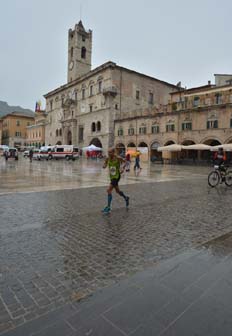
[39,146,55,160]
[49,145,79,160]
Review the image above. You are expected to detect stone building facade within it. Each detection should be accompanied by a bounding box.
[1,112,34,148]
[114,74,232,161]
[26,110,47,147]
[44,21,177,151]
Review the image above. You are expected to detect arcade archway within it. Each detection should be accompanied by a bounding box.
[203,139,221,161]
[89,138,102,148]
[181,140,196,161]
[150,142,162,161]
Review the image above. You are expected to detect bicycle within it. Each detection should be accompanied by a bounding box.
[208,164,232,187]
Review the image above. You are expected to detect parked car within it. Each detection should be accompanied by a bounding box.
[6,147,18,160]
[23,150,29,158]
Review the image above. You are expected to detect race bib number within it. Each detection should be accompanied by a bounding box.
[110,166,117,176]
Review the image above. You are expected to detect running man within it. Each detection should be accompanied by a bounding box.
[102,148,129,214]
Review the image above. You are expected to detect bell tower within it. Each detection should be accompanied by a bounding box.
[67,21,92,83]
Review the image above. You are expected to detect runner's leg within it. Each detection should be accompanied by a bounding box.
[115,186,129,207]
[107,184,113,207]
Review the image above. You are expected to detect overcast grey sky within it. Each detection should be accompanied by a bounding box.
[1,0,231,110]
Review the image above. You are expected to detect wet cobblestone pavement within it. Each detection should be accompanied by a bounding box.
[0,158,232,334]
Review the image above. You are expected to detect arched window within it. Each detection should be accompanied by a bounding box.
[59,129,62,136]
[91,122,96,132]
[97,121,101,131]
[56,129,59,137]
[81,47,86,59]
[71,47,73,58]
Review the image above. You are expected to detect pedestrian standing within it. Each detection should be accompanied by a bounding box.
[125,153,131,172]
[102,148,129,214]
[4,150,8,161]
[29,148,33,162]
[134,153,142,172]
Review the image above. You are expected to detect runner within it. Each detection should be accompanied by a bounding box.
[102,148,129,214]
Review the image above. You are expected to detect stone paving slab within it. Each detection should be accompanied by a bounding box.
[1,172,232,334]
[3,233,232,336]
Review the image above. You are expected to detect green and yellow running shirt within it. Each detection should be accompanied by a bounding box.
[108,158,120,180]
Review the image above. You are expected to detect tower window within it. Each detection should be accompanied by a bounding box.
[136,90,140,100]
[97,121,101,131]
[91,122,96,132]
[71,47,73,58]
[82,89,85,100]
[82,35,85,42]
[81,47,86,59]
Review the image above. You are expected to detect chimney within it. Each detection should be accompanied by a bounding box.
[208,80,211,85]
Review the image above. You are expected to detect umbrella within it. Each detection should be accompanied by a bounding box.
[210,144,232,151]
[126,150,141,157]
[157,144,182,152]
[82,144,103,151]
[182,144,212,150]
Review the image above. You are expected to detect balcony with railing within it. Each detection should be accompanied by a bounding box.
[103,86,117,97]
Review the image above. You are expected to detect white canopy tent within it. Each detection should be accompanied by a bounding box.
[210,144,232,151]
[82,144,103,152]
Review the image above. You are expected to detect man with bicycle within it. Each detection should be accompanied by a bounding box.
[214,148,226,172]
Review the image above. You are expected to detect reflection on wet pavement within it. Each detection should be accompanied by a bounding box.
[0,156,209,194]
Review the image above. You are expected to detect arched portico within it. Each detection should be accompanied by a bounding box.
[202,138,221,146]
[127,142,136,147]
[164,140,175,146]
[150,141,162,161]
[181,140,196,161]
[137,142,148,161]
[89,138,102,148]
[201,138,221,161]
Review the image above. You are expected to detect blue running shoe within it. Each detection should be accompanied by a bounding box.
[125,196,129,208]
[102,206,111,214]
